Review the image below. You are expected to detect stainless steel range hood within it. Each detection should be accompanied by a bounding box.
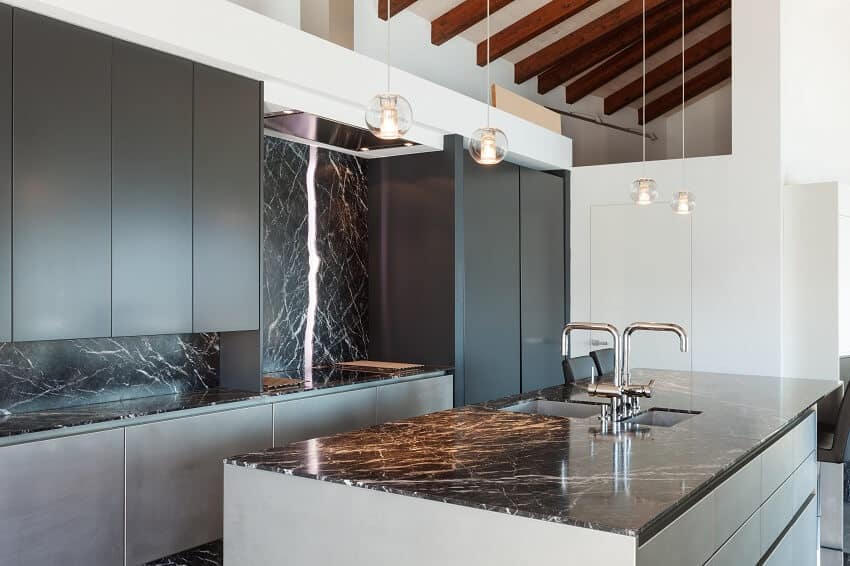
[264,109,419,155]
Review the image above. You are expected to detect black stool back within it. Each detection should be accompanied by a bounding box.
[563,355,596,384]
[590,348,616,378]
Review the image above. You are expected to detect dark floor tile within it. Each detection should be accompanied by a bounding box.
[145,540,222,566]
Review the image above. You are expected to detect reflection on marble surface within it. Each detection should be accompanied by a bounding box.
[227,370,838,541]
[0,334,219,413]
[262,137,368,373]
[0,387,260,438]
[145,540,222,566]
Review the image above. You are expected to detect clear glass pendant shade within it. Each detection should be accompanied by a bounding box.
[670,191,696,215]
[469,127,508,165]
[630,178,658,206]
[365,94,412,140]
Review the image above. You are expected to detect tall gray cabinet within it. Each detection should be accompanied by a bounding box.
[369,136,569,406]
[0,5,9,343]
[112,41,194,337]
[13,11,112,342]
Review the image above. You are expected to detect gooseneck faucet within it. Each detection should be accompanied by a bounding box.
[622,322,688,386]
[562,322,622,417]
[561,322,621,384]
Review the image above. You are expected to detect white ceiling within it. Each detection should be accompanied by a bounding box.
[405,0,731,104]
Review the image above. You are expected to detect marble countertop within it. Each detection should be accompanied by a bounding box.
[225,369,839,541]
[0,366,452,440]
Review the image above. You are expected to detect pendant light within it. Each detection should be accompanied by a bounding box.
[671,0,695,215]
[631,0,657,206]
[469,0,508,165]
[365,1,412,140]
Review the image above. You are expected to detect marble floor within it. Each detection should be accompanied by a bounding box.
[145,541,222,566]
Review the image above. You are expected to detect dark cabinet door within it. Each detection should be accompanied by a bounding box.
[13,11,111,341]
[0,6,9,343]
[192,65,260,332]
[112,41,193,336]
[520,169,565,392]
[462,156,521,404]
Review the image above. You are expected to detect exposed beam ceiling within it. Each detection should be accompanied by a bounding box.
[431,0,516,46]
[378,0,420,20]
[475,0,603,66]
[563,0,730,104]
[604,23,730,114]
[513,0,667,85]
[536,0,688,94]
[638,57,731,124]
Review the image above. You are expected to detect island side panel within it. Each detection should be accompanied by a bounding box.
[223,465,637,565]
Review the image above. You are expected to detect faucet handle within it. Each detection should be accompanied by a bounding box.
[623,379,654,398]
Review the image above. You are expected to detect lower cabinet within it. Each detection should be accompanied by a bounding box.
[0,429,124,566]
[376,374,454,424]
[274,375,455,446]
[124,405,273,565]
[273,387,377,447]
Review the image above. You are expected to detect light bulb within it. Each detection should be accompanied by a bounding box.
[630,178,658,206]
[365,94,412,140]
[671,191,696,215]
[469,127,508,165]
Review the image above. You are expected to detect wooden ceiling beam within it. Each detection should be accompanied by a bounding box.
[563,0,729,103]
[638,57,731,124]
[514,0,667,85]
[537,0,688,94]
[475,0,603,66]
[378,0,419,20]
[604,23,730,114]
[431,0,515,46]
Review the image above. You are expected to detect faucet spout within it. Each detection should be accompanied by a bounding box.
[622,322,689,384]
[561,322,621,385]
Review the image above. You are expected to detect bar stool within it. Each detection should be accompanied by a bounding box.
[563,355,596,384]
[590,348,616,378]
[817,383,849,551]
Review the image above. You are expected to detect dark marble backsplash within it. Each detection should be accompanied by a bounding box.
[262,137,369,373]
[0,334,219,414]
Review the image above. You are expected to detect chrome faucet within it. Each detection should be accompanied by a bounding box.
[622,322,688,386]
[562,322,622,418]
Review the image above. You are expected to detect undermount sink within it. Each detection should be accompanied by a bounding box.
[624,408,701,427]
[501,399,602,419]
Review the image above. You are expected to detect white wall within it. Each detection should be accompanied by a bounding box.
[227,0,300,27]
[572,0,783,377]
[780,0,850,186]
[353,0,731,167]
[781,183,840,381]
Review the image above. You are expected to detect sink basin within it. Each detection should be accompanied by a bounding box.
[624,408,701,427]
[501,399,602,419]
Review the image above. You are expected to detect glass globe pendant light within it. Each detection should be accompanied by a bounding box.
[631,0,657,206]
[365,1,412,140]
[670,0,696,215]
[469,0,508,165]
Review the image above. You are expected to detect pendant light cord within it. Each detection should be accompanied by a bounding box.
[681,0,685,164]
[386,0,391,92]
[486,0,491,128]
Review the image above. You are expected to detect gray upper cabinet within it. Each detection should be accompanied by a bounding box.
[462,156,521,404]
[12,10,111,341]
[193,64,261,332]
[520,170,565,392]
[112,41,193,336]
[0,6,9,342]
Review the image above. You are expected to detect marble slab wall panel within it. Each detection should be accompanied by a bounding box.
[263,137,368,373]
[0,333,219,413]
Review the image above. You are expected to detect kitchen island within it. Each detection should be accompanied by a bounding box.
[223,370,839,566]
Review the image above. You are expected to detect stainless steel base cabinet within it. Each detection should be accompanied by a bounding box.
[0,429,125,566]
[125,405,273,565]
[376,375,453,424]
[273,387,377,447]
